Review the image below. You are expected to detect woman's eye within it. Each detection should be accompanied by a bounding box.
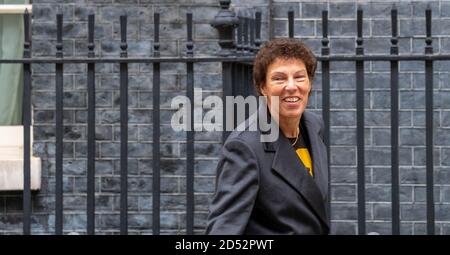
[295,76,305,80]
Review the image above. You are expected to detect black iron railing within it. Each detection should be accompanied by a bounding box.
[0,3,447,235]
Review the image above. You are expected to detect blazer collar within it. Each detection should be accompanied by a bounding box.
[261,109,329,229]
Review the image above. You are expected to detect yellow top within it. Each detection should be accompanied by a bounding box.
[295,148,313,177]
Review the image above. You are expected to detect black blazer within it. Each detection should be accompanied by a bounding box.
[206,107,330,235]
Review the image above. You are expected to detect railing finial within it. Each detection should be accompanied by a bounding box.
[210,0,239,55]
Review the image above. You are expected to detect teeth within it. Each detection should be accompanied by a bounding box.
[284,97,300,102]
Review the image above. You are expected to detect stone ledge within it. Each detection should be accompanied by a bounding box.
[0,157,41,191]
[0,126,41,191]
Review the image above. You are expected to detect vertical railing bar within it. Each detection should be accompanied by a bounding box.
[152,12,161,236]
[390,5,400,235]
[22,8,31,235]
[186,12,195,235]
[355,7,366,235]
[222,62,232,143]
[249,17,255,53]
[288,8,294,38]
[255,11,262,49]
[237,17,243,52]
[119,14,128,235]
[243,17,249,53]
[87,13,96,235]
[55,12,64,235]
[425,5,435,235]
[321,9,331,227]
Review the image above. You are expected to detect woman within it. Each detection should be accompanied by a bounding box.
[206,38,329,234]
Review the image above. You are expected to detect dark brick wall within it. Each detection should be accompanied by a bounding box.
[1,0,450,235]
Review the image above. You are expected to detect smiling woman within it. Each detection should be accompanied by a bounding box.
[206,38,329,235]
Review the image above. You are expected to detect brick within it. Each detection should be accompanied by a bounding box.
[72,176,101,193]
[161,194,186,210]
[372,203,390,221]
[180,143,222,158]
[414,186,440,204]
[400,91,425,109]
[372,128,389,146]
[436,92,450,108]
[330,146,356,166]
[412,73,440,90]
[113,125,139,142]
[413,147,440,166]
[331,128,356,145]
[364,38,391,54]
[401,203,426,221]
[329,2,355,19]
[401,167,426,184]
[442,111,450,128]
[400,128,425,146]
[330,91,355,109]
[329,38,355,54]
[330,166,356,184]
[160,212,179,229]
[272,3,300,19]
[400,61,425,72]
[331,221,356,235]
[413,223,440,235]
[329,20,357,37]
[301,2,326,19]
[442,148,450,166]
[435,129,450,146]
[113,158,139,175]
[330,111,356,126]
[434,167,450,185]
[331,203,357,221]
[331,185,356,202]
[365,111,391,126]
[371,91,390,110]
[412,1,439,18]
[366,221,391,235]
[361,2,411,18]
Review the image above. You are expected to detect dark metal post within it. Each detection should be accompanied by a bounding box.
[22,9,31,235]
[254,11,262,50]
[243,18,249,53]
[249,17,255,53]
[237,17,244,53]
[321,9,331,228]
[87,14,96,235]
[425,5,435,235]
[152,12,161,235]
[211,0,238,142]
[288,8,294,38]
[186,12,195,235]
[390,5,400,235]
[119,15,128,235]
[355,8,366,235]
[55,12,64,235]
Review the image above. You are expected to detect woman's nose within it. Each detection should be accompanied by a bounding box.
[285,77,297,91]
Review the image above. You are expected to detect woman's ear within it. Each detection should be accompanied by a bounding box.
[260,84,266,96]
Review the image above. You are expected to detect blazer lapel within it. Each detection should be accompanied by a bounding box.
[270,127,329,228]
[302,112,328,201]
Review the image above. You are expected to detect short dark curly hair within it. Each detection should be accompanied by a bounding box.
[252,38,317,95]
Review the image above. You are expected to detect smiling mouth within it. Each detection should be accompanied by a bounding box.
[283,97,301,102]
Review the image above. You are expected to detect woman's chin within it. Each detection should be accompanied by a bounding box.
[279,110,303,120]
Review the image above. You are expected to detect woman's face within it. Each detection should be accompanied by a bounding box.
[260,57,311,122]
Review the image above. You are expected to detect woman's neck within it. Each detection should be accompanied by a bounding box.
[278,116,301,138]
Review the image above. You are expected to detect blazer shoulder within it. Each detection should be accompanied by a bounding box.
[224,112,262,147]
[304,111,324,126]
[303,111,325,139]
